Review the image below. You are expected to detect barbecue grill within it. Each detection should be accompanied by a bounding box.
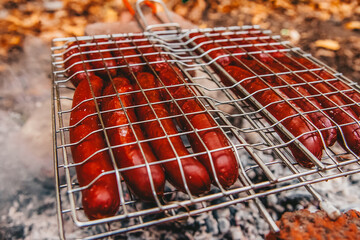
[51,0,360,239]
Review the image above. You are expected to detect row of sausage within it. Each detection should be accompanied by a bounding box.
[64,36,239,220]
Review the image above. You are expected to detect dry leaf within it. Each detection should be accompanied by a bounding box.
[315,48,336,58]
[9,35,22,45]
[104,8,118,22]
[198,23,207,29]
[345,21,360,30]
[315,39,340,51]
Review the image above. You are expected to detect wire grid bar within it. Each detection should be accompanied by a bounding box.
[184,27,360,159]
[51,25,360,239]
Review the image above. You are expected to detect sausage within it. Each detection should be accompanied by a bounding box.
[101,76,165,201]
[188,32,231,67]
[219,33,273,63]
[294,57,360,117]
[133,36,198,77]
[327,79,360,117]
[214,34,337,146]
[133,72,211,195]
[244,30,286,59]
[87,39,117,78]
[64,41,95,87]
[189,33,324,166]
[111,37,144,76]
[132,36,171,72]
[268,73,337,147]
[157,67,239,188]
[69,75,120,220]
[224,65,323,168]
[236,58,337,147]
[131,37,238,188]
[215,29,286,60]
[281,58,360,155]
[209,33,246,62]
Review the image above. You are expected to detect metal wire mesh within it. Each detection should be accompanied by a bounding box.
[51,25,360,239]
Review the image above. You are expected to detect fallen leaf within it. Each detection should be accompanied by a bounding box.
[315,39,340,51]
[9,35,22,45]
[345,21,360,30]
[315,48,336,58]
[104,8,118,22]
[198,23,207,29]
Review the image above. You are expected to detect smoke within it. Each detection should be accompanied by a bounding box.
[0,36,53,215]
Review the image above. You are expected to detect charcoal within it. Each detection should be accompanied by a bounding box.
[217,217,231,234]
[0,225,25,239]
[205,216,219,235]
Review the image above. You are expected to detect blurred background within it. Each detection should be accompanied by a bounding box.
[0,0,359,239]
[1,0,359,79]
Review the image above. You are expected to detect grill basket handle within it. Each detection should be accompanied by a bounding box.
[135,0,181,32]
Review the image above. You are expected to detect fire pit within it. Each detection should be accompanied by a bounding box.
[50,0,360,238]
[1,0,359,239]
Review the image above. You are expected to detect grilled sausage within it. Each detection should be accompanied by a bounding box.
[69,75,120,220]
[220,33,273,63]
[282,58,360,155]
[208,35,336,147]
[326,79,360,117]
[111,37,144,76]
[132,36,170,72]
[215,29,286,60]
[268,73,337,147]
[188,32,231,67]
[294,57,360,117]
[243,30,286,59]
[157,67,239,188]
[133,72,211,195]
[101,76,165,201]
[131,37,238,188]
[209,33,246,62]
[237,58,337,147]
[64,41,95,87]
[224,65,323,168]
[87,39,117,78]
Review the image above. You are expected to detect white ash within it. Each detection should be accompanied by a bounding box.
[0,35,56,239]
[0,178,58,239]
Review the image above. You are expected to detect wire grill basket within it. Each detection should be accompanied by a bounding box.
[51,1,360,239]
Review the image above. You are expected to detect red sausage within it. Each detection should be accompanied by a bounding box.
[294,57,360,117]
[224,65,323,168]
[282,58,360,155]
[157,67,239,188]
[210,33,246,62]
[328,80,360,117]
[133,72,211,195]
[236,58,337,147]
[131,37,238,188]
[101,76,165,201]
[245,29,286,59]
[268,74,337,147]
[64,41,95,87]
[87,39,117,78]
[111,37,144,76]
[69,75,120,220]
[220,33,273,63]
[133,36,198,77]
[188,32,231,67]
[215,29,286,61]
[132,36,171,72]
